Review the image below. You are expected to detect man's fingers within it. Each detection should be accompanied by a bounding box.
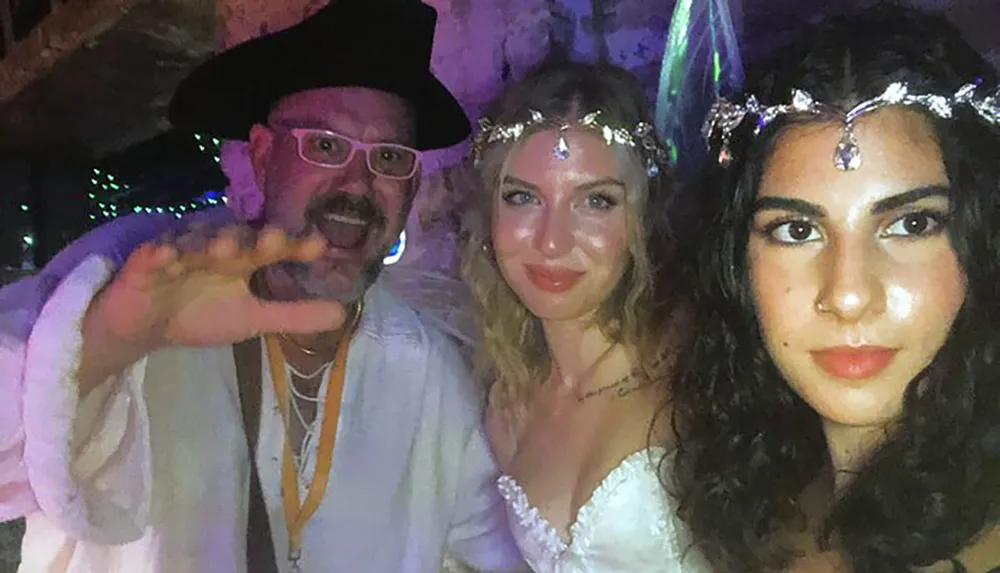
[295,233,328,261]
[253,299,348,335]
[150,243,178,266]
[161,258,188,279]
[175,231,211,254]
[205,226,290,273]
[154,224,324,278]
[179,225,254,273]
[249,228,325,269]
[216,225,257,250]
[207,233,240,260]
[254,226,290,260]
[124,242,175,277]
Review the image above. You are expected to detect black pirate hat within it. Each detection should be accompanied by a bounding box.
[167,0,469,150]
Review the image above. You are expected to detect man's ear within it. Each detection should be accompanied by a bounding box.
[248,124,274,190]
[402,165,423,212]
[407,162,424,194]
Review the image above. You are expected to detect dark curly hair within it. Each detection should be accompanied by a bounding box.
[664,5,1000,572]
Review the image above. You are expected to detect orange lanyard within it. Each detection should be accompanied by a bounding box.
[264,311,358,571]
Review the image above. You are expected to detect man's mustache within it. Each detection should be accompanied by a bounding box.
[306,193,385,226]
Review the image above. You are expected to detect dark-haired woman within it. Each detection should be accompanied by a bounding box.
[669,5,1000,572]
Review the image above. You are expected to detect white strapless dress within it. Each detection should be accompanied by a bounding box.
[496,448,708,573]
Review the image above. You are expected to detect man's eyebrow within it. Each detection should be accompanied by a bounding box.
[271,116,332,130]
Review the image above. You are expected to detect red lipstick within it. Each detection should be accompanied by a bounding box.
[524,264,584,293]
[810,346,897,380]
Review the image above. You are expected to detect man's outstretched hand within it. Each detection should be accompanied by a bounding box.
[76,224,345,394]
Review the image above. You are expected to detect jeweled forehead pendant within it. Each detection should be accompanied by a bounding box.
[523,109,571,160]
[834,88,894,172]
[554,128,571,160]
[552,112,603,161]
[833,82,949,171]
[834,122,862,171]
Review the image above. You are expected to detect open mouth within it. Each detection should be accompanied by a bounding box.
[309,195,385,251]
[319,212,371,249]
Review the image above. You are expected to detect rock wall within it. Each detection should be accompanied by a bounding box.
[0,0,141,102]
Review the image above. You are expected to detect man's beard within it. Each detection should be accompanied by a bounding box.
[263,192,394,303]
[271,254,386,303]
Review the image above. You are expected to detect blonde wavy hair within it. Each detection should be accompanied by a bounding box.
[460,60,680,412]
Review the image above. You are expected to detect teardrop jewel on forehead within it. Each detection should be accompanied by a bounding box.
[554,134,571,160]
[834,125,862,171]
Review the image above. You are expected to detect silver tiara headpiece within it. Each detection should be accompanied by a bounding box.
[702,81,1000,171]
[471,110,669,177]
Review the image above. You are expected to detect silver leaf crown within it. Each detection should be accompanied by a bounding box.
[702,81,1000,171]
[471,110,670,178]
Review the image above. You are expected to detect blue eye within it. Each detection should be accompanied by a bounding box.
[586,193,618,211]
[501,190,536,206]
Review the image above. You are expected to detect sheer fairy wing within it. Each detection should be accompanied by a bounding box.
[380,263,478,353]
[654,0,744,180]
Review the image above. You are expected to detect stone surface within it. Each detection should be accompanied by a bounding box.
[0,0,215,157]
[0,0,139,103]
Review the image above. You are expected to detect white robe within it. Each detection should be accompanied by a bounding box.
[0,211,524,573]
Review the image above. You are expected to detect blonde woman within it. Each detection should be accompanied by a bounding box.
[460,61,705,572]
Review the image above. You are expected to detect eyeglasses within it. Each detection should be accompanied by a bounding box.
[281,127,422,179]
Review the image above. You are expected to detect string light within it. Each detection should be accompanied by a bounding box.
[194,133,222,164]
[86,165,225,222]
[84,133,225,222]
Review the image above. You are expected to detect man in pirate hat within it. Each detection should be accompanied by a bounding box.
[0,0,524,571]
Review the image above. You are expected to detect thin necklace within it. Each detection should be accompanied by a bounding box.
[278,332,320,356]
[575,371,654,403]
[276,300,364,357]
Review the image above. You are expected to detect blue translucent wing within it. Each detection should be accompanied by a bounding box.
[655,0,744,179]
